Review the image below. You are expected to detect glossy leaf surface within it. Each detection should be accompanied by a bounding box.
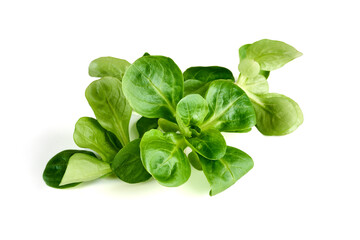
[201,80,256,132]
[199,146,254,196]
[85,76,132,146]
[73,117,121,162]
[186,128,226,160]
[183,66,235,82]
[176,94,208,137]
[112,139,151,183]
[188,151,202,170]
[60,153,111,186]
[250,93,304,135]
[136,117,159,138]
[140,129,190,187]
[43,150,97,189]
[122,55,183,121]
[158,118,179,132]
[183,66,235,96]
[89,57,130,80]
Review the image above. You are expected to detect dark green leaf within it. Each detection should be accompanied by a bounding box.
[183,66,235,82]
[201,80,256,132]
[199,146,254,196]
[122,55,183,121]
[136,117,159,138]
[140,129,190,187]
[43,150,111,189]
[186,128,226,160]
[112,139,151,183]
[158,118,180,132]
[176,94,208,137]
[188,151,202,170]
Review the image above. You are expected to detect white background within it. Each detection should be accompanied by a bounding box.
[1,0,359,239]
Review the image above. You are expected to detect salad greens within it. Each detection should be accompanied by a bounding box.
[43,39,303,196]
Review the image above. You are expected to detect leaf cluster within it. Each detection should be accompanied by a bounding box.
[43,39,303,196]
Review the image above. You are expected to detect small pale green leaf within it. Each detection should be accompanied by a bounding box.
[250,93,304,135]
[122,55,183,121]
[186,128,226,160]
[89,57,131,80]
[246,39,302,71]
[140,129,190,187]
[136,117,159,138]
[199,146,254,196]
[73,117,121,162]
[238,58,260,78]
[43,150,96,189]
[112,139,151,183]
[85,76,132,146]
[60,153,111,186]
[201,80,256,132]
[239,74,269,95]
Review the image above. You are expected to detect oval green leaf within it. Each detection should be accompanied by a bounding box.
[183,66,235,82]
[122,55,183,121]
[199,146,254,196]
[73,117,121,162]
[43,150,101,189]
[85,76,132,146]
[59,153,111,186]
[112,139,151,183]
[176,94,208,137]
[201,80,256,132]
[186,128,226,160]
[250,92,304,135]
[89,57,130,80]
[188,151,202,171]
[140,129,190,187]
[246,39,302,71]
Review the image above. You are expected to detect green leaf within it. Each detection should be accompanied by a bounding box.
[140,129,190,187]
[183,66,235,82]
[43,150,98,188]
[176,94,208,137]
[85,76,132,146]
[122,55,183,121]
[246,39,302,71]
[184,79,210,96]
[73,117,121,162]
[183,66,235,96]
[237,40,303,136]
[249,93,304,135]
[201,80,256,132]
[136,117,159,138]
[186,128,226,160]
[59,153,111,186]
[188,151,202,170]
[158,118,180,132]
[238,74,269,95]
[199,146,254,196]
[89,57,131,80]
[112,139,151,183]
